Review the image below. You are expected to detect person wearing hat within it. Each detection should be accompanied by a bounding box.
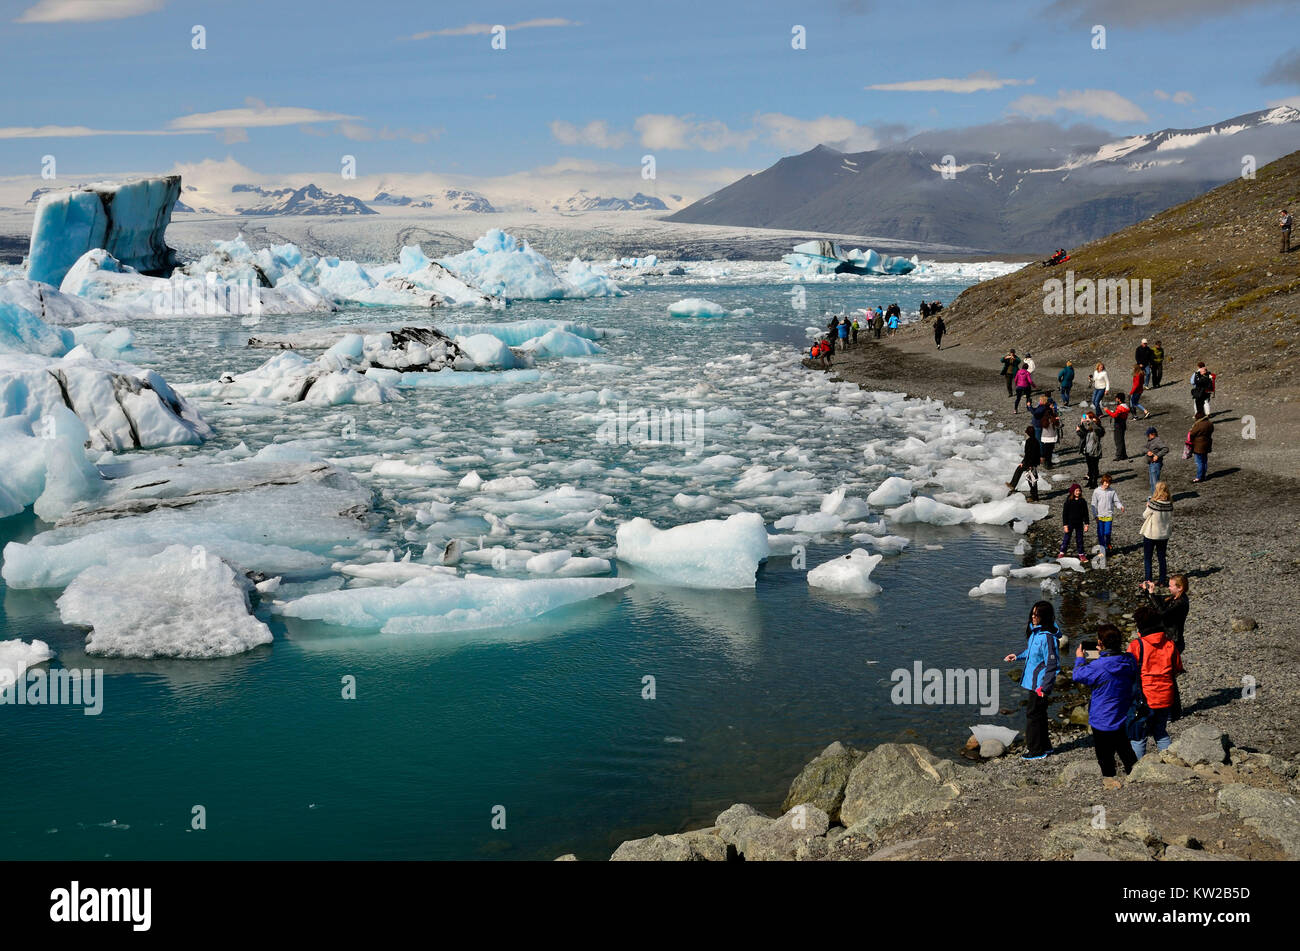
[1135,339,1155,390]
[1281,208,1292,254]
[1144,426,1169,496]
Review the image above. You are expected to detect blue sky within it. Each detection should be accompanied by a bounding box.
[1,0,1297,197]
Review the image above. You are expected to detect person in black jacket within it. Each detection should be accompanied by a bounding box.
[1145,573,1190,654]
[1005,425,1041,501]
[933,314,946,349]
[1058,482,1089,558]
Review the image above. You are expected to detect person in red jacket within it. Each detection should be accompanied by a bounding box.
[1103,394,1131,460]
[1128,363,1150,418]
[1127,605,1184,759]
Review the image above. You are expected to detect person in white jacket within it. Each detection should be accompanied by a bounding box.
[1090,362,1110,415]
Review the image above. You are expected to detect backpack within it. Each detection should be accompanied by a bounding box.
[1124,638,1152,741]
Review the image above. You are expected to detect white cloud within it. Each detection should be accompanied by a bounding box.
[1008,89,1148,122]
[168,104,362,131]
[1153,89,1196,104]
[16,0,164,22]
[0,124,201,138]
[867,73,1035,93]
[634,114,755,151]
[550,120,629,149]
[753,113,880,152]
[410,18,578,40]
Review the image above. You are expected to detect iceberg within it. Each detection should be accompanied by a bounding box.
[807,549,883,596]
[57,545,273,658]
[968,576,1008,597]
[615,512,770,588]
[453,333,535,371]
[969,495,1050,526]
[0,638,54,688]
[274,572,631,634]
[438,229,623,300]
[667,298,728,319]
[517,328,605,359]
[27,176,181,286]
[866,476,913,507]
[885,495,973,526]
[781,239,917,277]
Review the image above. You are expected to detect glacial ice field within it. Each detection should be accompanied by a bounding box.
[0,240,1066,861]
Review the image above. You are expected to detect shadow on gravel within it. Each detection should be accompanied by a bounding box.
[1182,566,1225,580]
[1179,687,1240,717]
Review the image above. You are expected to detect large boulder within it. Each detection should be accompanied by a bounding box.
[781,741,867,822]
[839,743,965,832]
[1129,757,1197,785]
[610,828,730,862]
[1217,785,1300,858]
[1166,723,1231,766]
[723,805,830,861]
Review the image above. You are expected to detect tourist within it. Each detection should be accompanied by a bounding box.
[1013,363,1034,412]
[1144,573,1190,655]
[1030,394,1053,447]
[1039,400,1060,469]
[1024,352,1037,376]
[1190,363,1212,416]
[826,314,840,353]
[1104,394,1130,460]
[1058,360,1075,406]
[1001,349,1020,397]
[1090,362,1110,414]
[1140,481,1173,587]
[1127,604,1184,759]
[933,314,946,349]
[1090,474,1124,555]
[1072,624,1139,782]
[1188,410,1213,483]
[1143,427,1168,495]
[1128,363,1150,418]
[887,311,899,335]
[1151,340,1165,388]
[1135,339,1155,390]
[1058,482,1089,559]
[837,317,849,351]
[1006,425,1042,501]
[1002,600,1061,760]
[920,300,930,318]
[1281,208,1293,254]
[873,310,884,339]
[851,315,860,346]
[1081,411,1105,488]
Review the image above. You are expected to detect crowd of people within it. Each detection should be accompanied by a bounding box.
[807,301,944,366]
[998,333,1217,782]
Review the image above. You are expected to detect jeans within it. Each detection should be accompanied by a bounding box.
[1143,366,1153,388]
[1059,384,1071,405]
[1060,525,1085,554]
[1094,726,1138,777]
[1148,461,1162,495]
[1096,518,1113,550]
[1194,452,1208,480]
[1131,706,1173,759]
[1130,396,1147,415]
[1143,537,1168,585]
[1026,690,1051,755]
[1091,388,1105,413]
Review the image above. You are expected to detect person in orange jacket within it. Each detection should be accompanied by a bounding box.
[1127,605,1184,759]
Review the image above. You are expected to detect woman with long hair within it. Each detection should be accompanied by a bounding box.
[1129,363,1150,418]
[1140,481,1173,587]
[1003,600,1061,760]
[1090,362,1110,414]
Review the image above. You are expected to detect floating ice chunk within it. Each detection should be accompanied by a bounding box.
[522,550,612,576]
[275,572,631,634]
[855,533,909,553]
[57,545,272,658]
[807,549,882,596]
[1013,539,1030,556]
[1012,520,1030,534]
[673,493,716,511]
[1041,578,1061,595]
[766,533,810,555]
[772,511,846,534]
[438,229,622,300]
[0,283,76,356]
[886,496,972,526]
[371,459,453,480]
[27,176,180,286]
[0,638,54,688]
[178,351,400,406]
[517,328,605,359]
[480,475,538,493]
[1010,563,1062,579]
[69,323,151,361]
[33,407,103,521]
[1057,556,1087,573]
[866,476,913,507]
[991,564,1012,577]
[435,319,605,347]
[667,298,728,319]
[969,496,1050,526]
[969,724,1017,746]
[968,576,1008,597]
[458,470,483,490]
[335,560,457,582]
[615,512,770,588]
[454,333,535,371]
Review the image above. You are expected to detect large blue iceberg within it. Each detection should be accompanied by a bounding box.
[27,176,181,286]
[782,239,917,277]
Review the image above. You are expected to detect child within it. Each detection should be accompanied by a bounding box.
[1090,474,1123,554]
[1059,483,1089,559]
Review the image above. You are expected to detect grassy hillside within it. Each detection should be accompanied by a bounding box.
[942,151,1300,381]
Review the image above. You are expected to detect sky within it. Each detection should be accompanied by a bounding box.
[0,0,1298,204]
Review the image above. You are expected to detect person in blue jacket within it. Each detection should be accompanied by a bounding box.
[1071,623,1139,781]
[1057,361,1075,407]
[1003,600,1061,760]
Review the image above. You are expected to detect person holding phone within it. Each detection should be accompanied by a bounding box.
[1003,601,1061,760]
[1072,624,1139,784]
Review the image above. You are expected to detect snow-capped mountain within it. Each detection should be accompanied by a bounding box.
[670,106,1300,252]
[232,183,377,216]
[370,188,498,213]
[553,190,673,212]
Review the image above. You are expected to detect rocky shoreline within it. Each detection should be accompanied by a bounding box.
[567,323,1299,862]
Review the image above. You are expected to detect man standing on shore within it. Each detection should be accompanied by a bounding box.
[933,314,946,349]
[1001,349,1019,397]
[1281,209,1292,254]
[1144,427,1169,495]
[1136,339,1155,389]
[1058,360,1075,406]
